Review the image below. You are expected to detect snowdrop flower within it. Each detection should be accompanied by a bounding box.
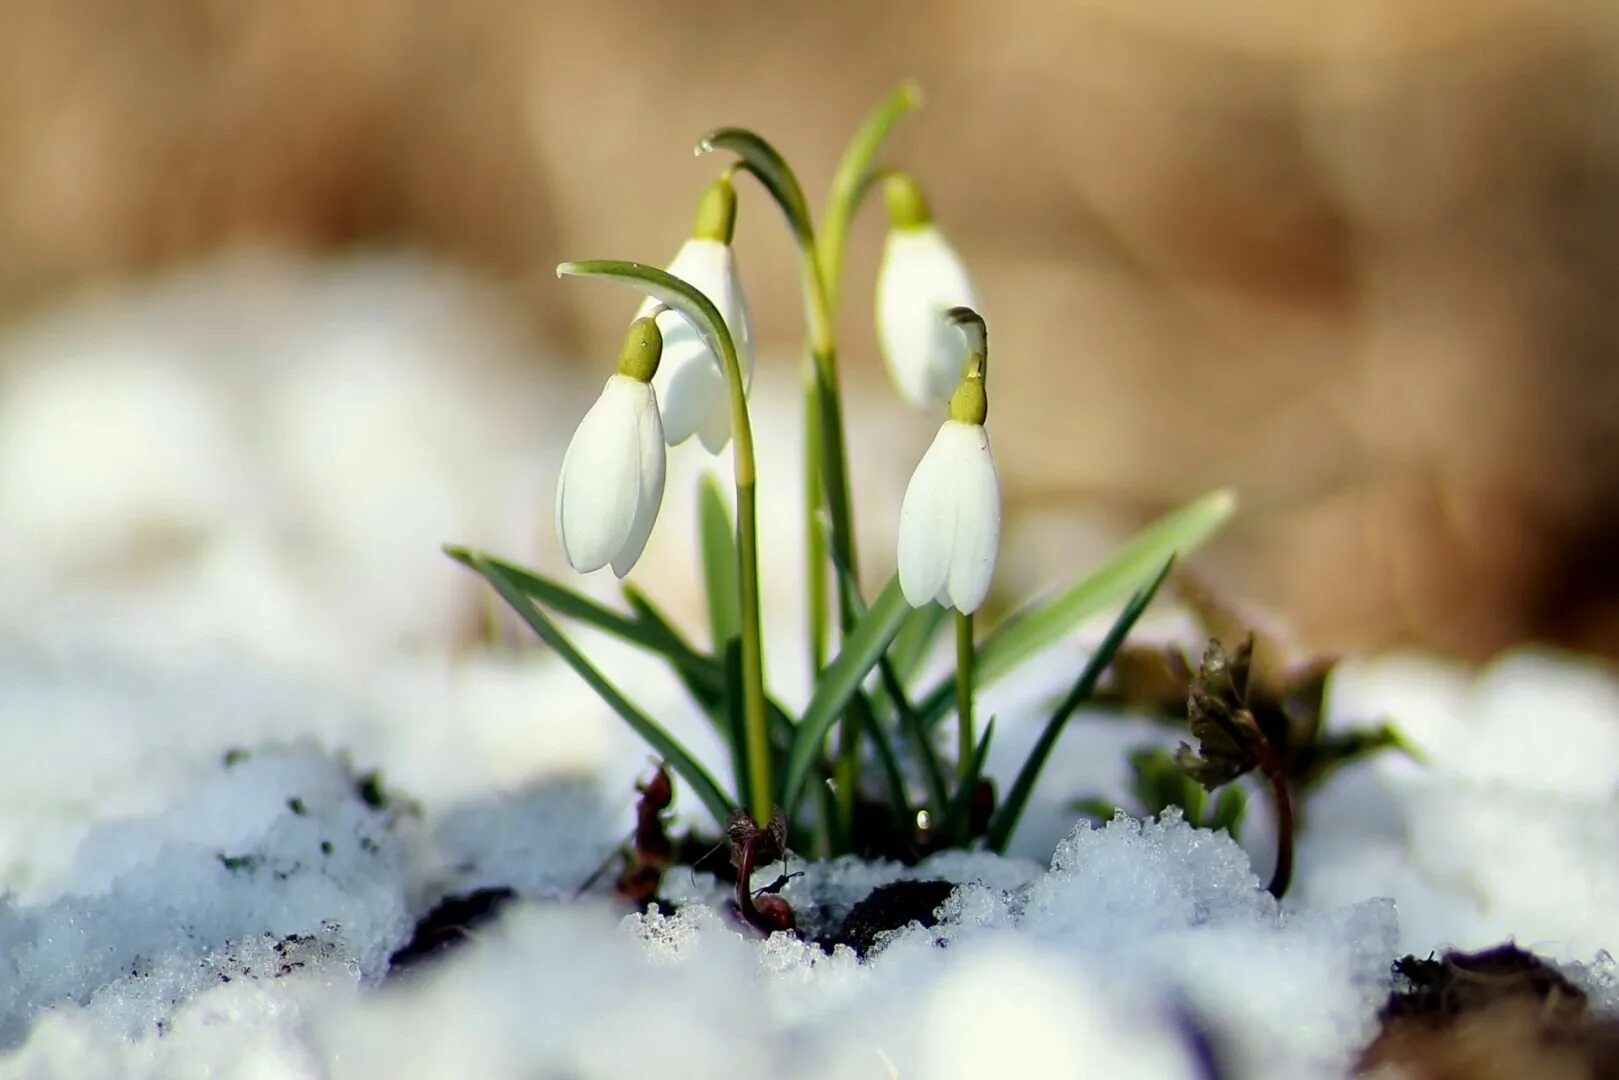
[555,318,667,577]
[876,172,980,411]
[897,311,999,612]
[635,177,754,452]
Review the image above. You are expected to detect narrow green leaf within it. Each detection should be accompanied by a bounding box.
[945,307,988,374]
[1127,746,1203,820]
[820,519,947,813]
[985,559,1175,853]
[1181,777,1207,824]
[940,717,995,844]
[446,547,653,649]
[448,548,794,744]
[782,576,912,814]
[897,686,950,819]
[1070,797,1124,825]
[1210,784,1248,838]
[697,475,741,652]
[820,80,923,308]
[696,128,815,249]
[853,690,913,835]
[473,556,734,824]
[721,637,751,814]
[890,602,949,683]
[977,491,1232,686]
[621,583,797,749]
[621,585,722,715]
[915,489,1234,726]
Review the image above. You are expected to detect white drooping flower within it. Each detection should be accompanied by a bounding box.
[876,172,980,411]
[898,419,1000,612]
[897,310,999,613]
[555,320,667,578]
[635,179,754,453]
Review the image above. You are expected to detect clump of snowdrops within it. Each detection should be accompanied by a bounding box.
[448,83,1234,860]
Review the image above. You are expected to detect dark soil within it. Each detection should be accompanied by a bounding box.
[1361,944,1619,1079]
[818,879,957,958]
[387,886,517,975]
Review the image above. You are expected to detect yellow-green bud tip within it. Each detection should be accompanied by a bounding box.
[616,317,663,382]
[883,171,932,230]
[691,177,738,244]
[949,375,987,426]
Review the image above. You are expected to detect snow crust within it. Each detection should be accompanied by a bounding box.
[2,254,1617,1078]
[1298,650,1619,958]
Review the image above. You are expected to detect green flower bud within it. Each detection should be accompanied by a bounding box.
[948,374,987,426]
[690,177,738,244]
[616,317,664,382]
[883,171,933,231]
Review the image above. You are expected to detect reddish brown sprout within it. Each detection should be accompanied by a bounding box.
[726,806,796,936]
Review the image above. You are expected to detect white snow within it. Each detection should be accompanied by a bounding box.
[1,252,1617,1078]
[1296,649,1619,959]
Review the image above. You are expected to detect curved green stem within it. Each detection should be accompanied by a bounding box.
[698,127,866,841]
[697,128,861,588]
[955,611,975,784]
[819,81,923,315]
[701,92,922,842]
[556,259,771,825]
[946,306,989,381]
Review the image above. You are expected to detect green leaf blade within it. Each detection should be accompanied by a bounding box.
[621,582,798,751]
[853,690,913,836]
[781,575,912,814]
[721,637,752,814]
[820,80,923,307]
[941,717,995,844]
[978,490,1234,686]
[697,475,741,651]
[985,558,1176,853]
[620,585,723,716]
[471,556,735,825]
[915,489,1235,726]
[890,602,949,683]
[446,547,654,649]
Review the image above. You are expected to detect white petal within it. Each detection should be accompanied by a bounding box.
[649,312,724,445]
[898,421,1000,612]
[638,239,754,449]
[694,394,733,455]
[942,424,1000,613]
[897,422,962,607]
[610,383,666,577]
[556,376,659,573]
[876,226,980,411]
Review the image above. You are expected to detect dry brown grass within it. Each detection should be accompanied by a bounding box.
[4,0,1619,659]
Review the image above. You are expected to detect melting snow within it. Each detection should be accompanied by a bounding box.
[1,254,1616,1078]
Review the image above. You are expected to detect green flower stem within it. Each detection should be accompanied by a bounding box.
[804,376,830,673]
[697,127,866,842]
[819,81,922,315]
[734,480,772,825]
[800,242,862,844]
[700,99,917,844]
[955,611,975,784]
[811,80,921,672]
[802,256,858,586]
[712,318,771,828]
[833,702,862,850]
[696,128,863,597]
[555,260,771,825]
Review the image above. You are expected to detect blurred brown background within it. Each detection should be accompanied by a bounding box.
[4,0,1619,662]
